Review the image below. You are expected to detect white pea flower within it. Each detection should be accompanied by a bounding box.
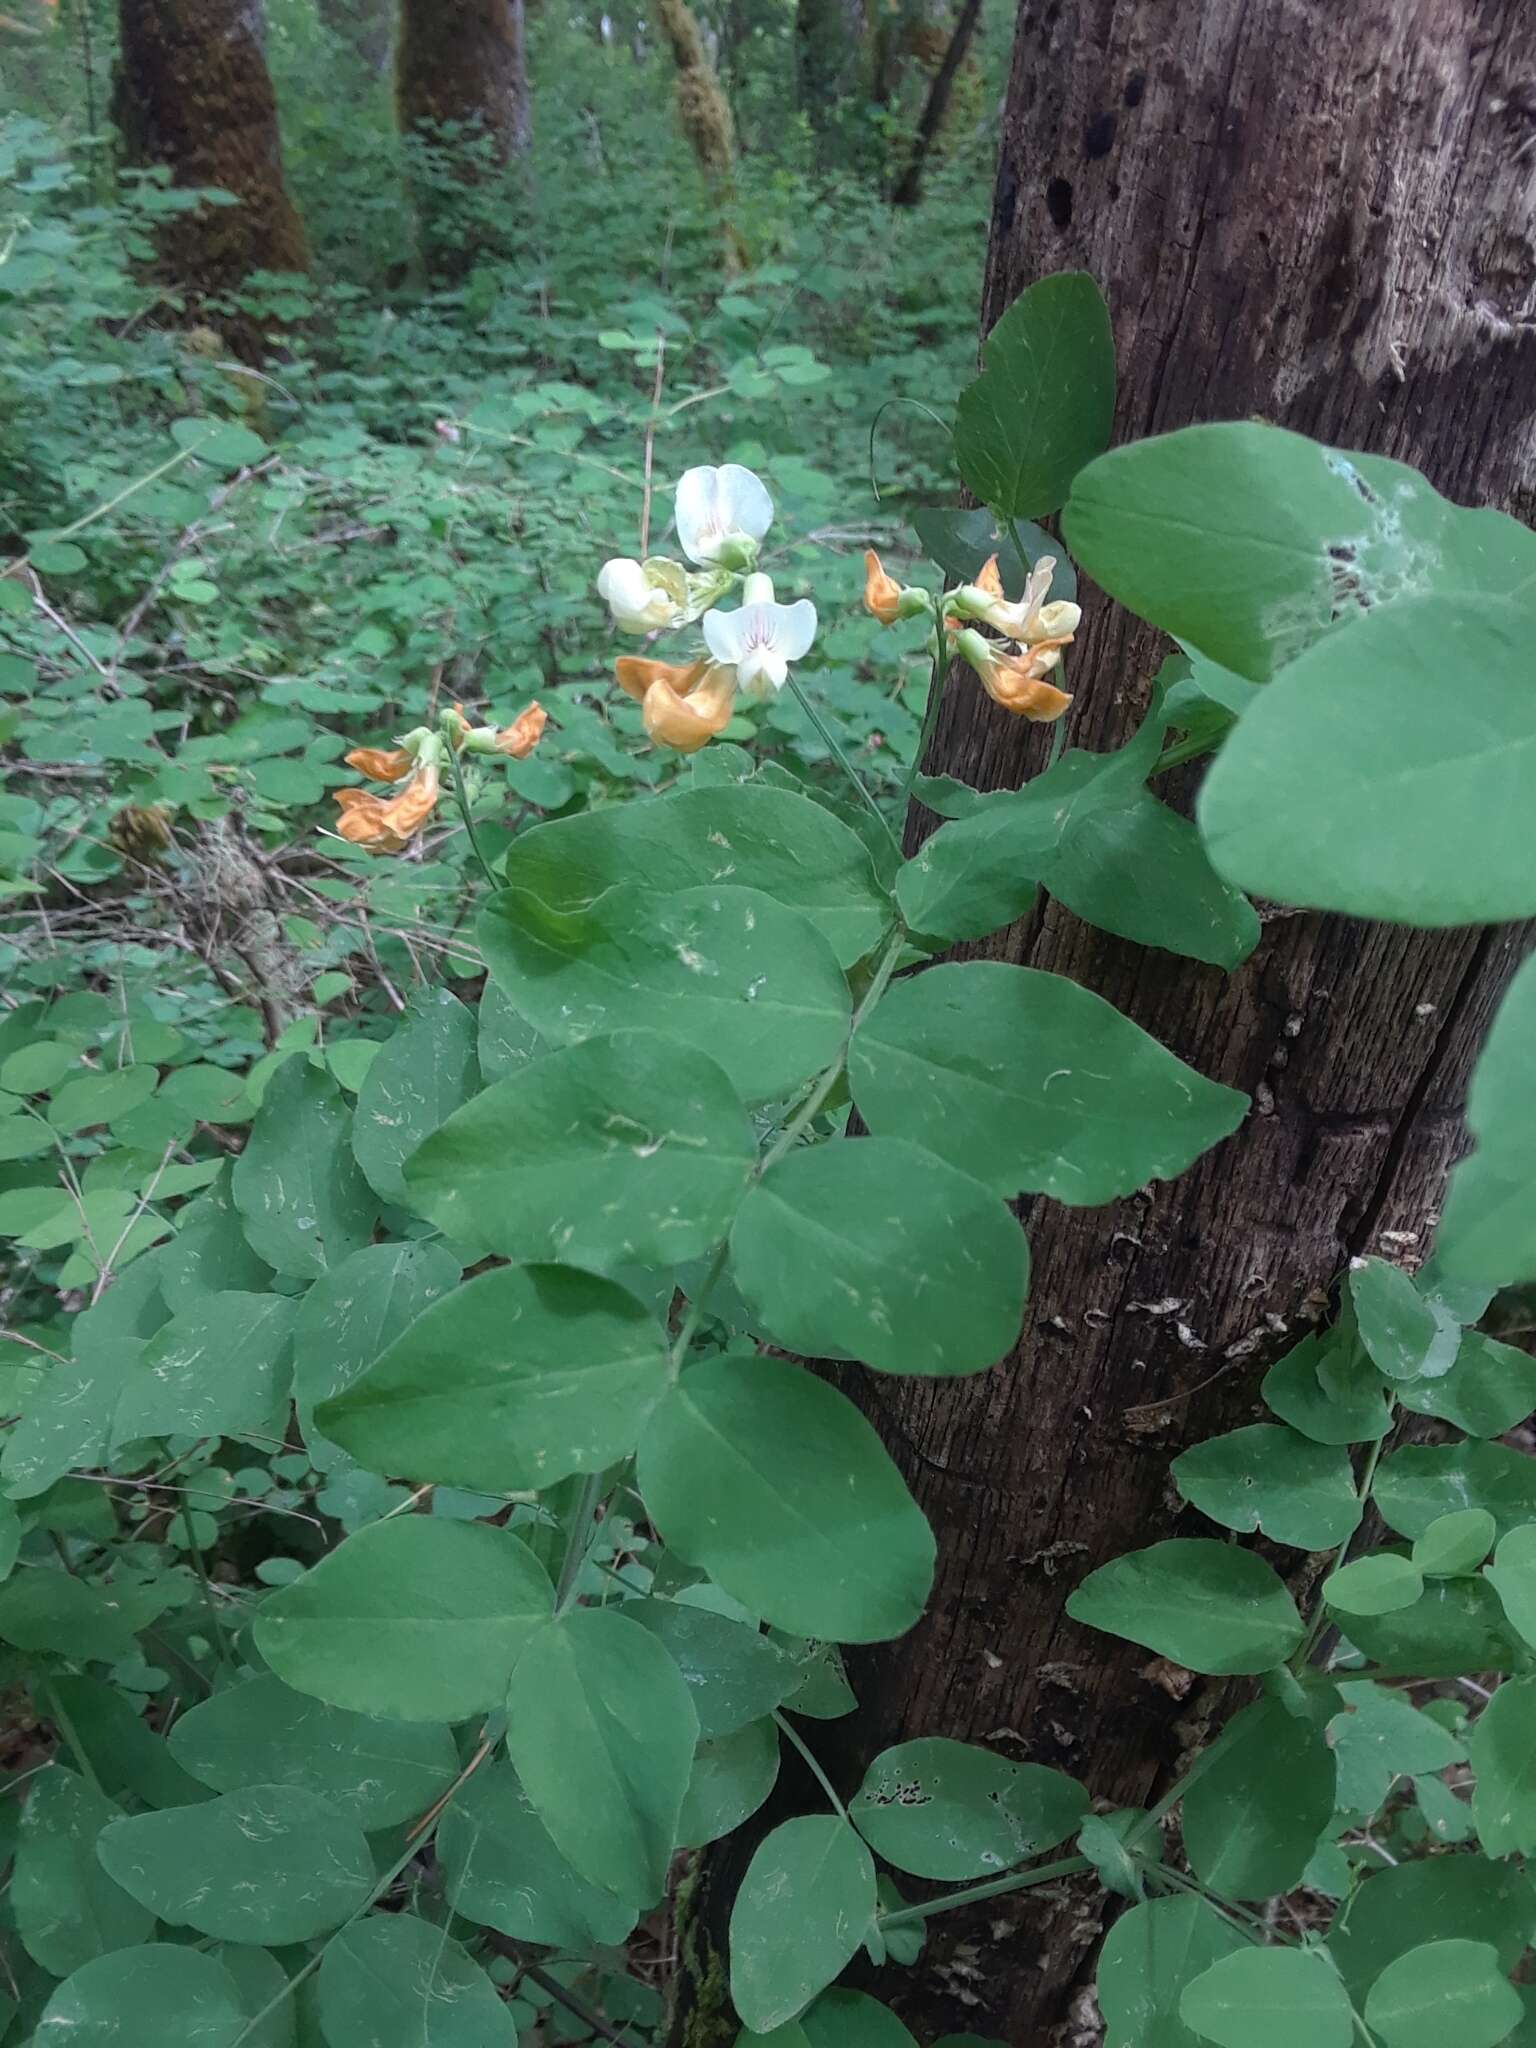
[596,556,687,634]
[702,572,817,701]
[675,463,774,569]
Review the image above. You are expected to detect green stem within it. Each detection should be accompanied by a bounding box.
[554,1470,606,1613]
[1151,731,1220,776]
[759,925,906,1179]
[876,1853,1091,1931]
[667,1240,730,1384]
[180,1501,233,1668]
[1291,1412,1395,1673]
[772,1710,849,1822]
[446,746,496,886]
[42,1676,104,1797]
[784,672,901,859]
[900,614,950,807]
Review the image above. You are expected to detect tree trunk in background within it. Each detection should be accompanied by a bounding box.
[794,0,866,149]
[668,2,1536,2043]
[114,0,308,293]
[396,0,531,164]
[316,0,392,73]
[888,0,980,203]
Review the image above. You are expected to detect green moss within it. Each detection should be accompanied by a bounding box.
[668,1857,737,2048]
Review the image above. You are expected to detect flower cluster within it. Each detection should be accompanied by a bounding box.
[597,465,819,753]
[864,546,1082,723]
[331,701,546,854]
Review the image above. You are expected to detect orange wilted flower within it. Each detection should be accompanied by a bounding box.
[613,655,710,704]
[642,663,737,754]
[862,549,930,626]
[863,550,904,625]
[951,628,1073,722]
[343,746,414,782]
[492,700,547,758]
[333,750,441,853]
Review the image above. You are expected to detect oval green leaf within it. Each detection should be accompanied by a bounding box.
[479,882,851,1106]
[848,961,1245,1204]
[638,1356,935,1643]
[404,1030,755,1269]
[731,1135,1026,1376]
[254,1516,553,1721]
[319,1263,670,1492]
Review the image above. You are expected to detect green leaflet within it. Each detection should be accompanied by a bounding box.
[1097,1896,1245,2048]
[12,1768,153,1976]
[1172,1424,1361,1550]
[1180,1948,1353,2048]
[1484,1524,1536,1650]
[97,1785,374,1943]
[1376,1440,1536,1542]
[504,1604,699,1907]
[849,1737,1087,1881]
[0,1570,139,1664]
[799,1990,920,2047]
[231,1059,377,1280]
[1063,421,1536,681]
[1363,1940,1522,2048]
[1066,1538,1304,1675]
[953,271,1115,520]
[438,1759,637,1948]
[254,1515,554,1721]
[1326,1853,1536,2006]
[498,781,890,969]
[403,1029,755,1269]
[624,1597,801,1739]
[33,1945,249,2047]
[319,1262,670,1491]
[1181,1700,1335,1900]
[166,1671,459,1828]
[848,962,1245,1205]
[638,1355,935,1642]
[316,1914,516,2048]
[110,1289,295,1446]
[1198,597,1536,924]
[897,707,1257,966]
[1348,1258,1452,1381]
[1413,1508,1496,1579]
[679,1719,782,1848]
[911,505,1075,602]
[1437,953,1536,1289]
[730,1815,877,2034]
[1328,1681,1465,1816]
[1324,1554,1424,1617]
[350,984,479,1205]
[45,1677,212,1811]
[1469,1674,1536,1858]
[1398,1330,1536,1439]
[290,1238,462,1455]
[730,1135,1028,1376]
[479,882,851,1105]
[1261,1333,1394,1444]
[1341,1577,1526,1678]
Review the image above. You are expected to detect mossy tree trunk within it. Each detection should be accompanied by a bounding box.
[114,0,309,294]
[667,1,1536,2042]
[653,0,741,265]
[395,0,531,162]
